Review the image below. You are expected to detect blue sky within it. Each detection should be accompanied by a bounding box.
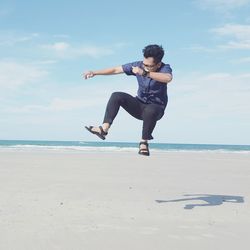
[0,0,250,144]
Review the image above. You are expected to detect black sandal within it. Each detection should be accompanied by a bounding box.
[85,126,108,140]
[138,141,150,156]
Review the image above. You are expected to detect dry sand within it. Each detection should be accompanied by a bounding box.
[0,150,249,250]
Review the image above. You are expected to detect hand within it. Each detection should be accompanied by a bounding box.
[132,66,144,76]
[83,71,95,80]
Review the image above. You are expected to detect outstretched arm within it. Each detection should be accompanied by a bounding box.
[83,66,124,79]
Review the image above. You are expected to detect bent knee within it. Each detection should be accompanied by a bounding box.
[143,106,164,120]
[110,91,124,100]
[110,92,130,103]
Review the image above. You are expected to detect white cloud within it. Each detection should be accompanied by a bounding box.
[32,60,58,65]
[194,0,250,11]
[183,44,216,52]
[77,45,114,58]
[0,60,48,89]
[40,42,115,59]
[219,40,250,49]
[211,24,250,39]
[231,57,250,63]
[0,31,122,60]
[2,94,109,114]
[171,71,250,119]
[3,98,99,113]
[211,24,250,50]
[42,42,70,51]
[0,32,39,46]
[0,75,135,115]
[48,97,102,111]
[185,24,250,52]
[53,34,70,39]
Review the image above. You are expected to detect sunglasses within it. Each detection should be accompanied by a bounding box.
[143,63,157,69]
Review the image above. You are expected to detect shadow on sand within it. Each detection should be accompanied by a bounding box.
[156,194,244,209]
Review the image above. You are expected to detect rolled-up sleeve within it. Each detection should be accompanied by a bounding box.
[161,64,172,75]
[122,61,140,76]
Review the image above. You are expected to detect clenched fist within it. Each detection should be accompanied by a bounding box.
[132,66,144,75]
[83,71,95,79]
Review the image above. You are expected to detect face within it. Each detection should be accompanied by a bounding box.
[143,57,161,72]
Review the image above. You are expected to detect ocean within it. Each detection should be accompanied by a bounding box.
[0,140,250,153]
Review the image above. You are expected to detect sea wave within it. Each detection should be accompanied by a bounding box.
[0,144,250,154]
[0,144,138,152]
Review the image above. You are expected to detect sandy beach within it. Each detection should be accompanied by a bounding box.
[0,150,250,250]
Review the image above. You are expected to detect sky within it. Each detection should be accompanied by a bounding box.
[0,0,250,145]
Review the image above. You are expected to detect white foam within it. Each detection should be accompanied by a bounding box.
[0,144,249,154]
[0,145,138,153]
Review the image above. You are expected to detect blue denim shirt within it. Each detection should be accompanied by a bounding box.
[122,61,172,107]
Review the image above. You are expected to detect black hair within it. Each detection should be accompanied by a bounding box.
[143,44,164,64]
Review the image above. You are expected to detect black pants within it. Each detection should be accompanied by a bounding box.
[103,92,165,140]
